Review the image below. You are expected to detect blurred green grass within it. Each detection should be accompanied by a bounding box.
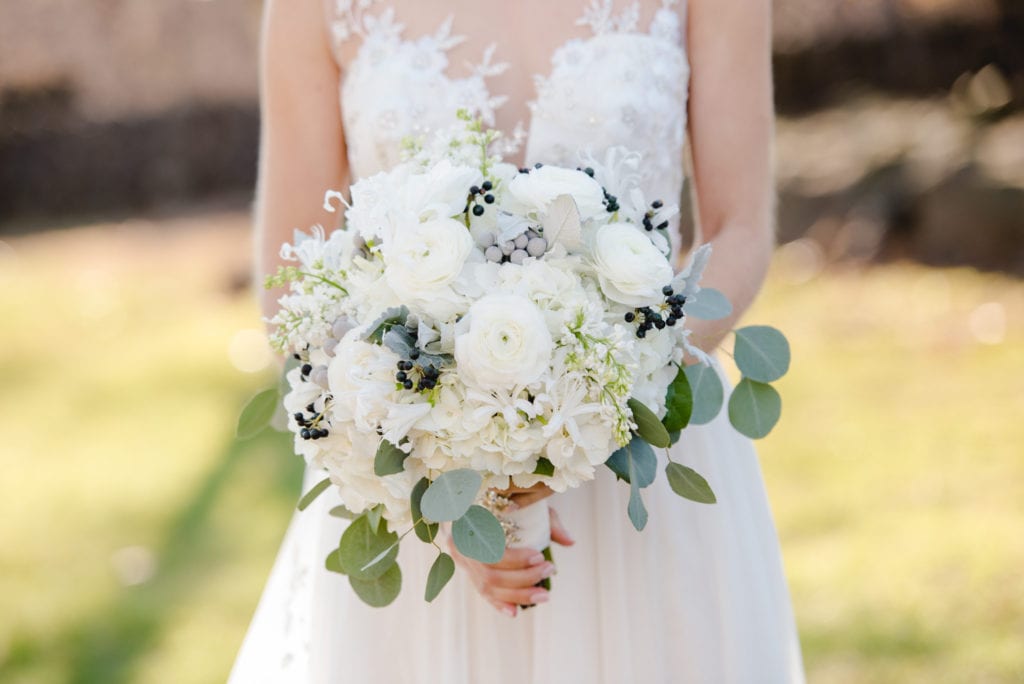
[0,220,1021,683]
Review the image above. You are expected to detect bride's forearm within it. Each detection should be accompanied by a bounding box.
[684,218,773,355]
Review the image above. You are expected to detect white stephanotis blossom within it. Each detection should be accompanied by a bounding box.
[454,293,554,392]
[507,165,607,222]
[589,222,674,306]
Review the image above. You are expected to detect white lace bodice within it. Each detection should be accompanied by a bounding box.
[328,0,690,250]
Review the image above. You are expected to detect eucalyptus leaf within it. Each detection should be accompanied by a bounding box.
[363,306,409,344]
[297,477,331,511]
[533,457,555,477]
[728,378,782,439]
[338,515,399,581]
[662,365,693,433]
[684,363,725,425]
[366,504,383,534]
[666,462,717,504]
[425,552,456,602]
[328,505,357,520]
[349,563,402,608]
[686,287,733,320]
[420,469,482,522]
[605,436,656,488]
[410,477,439,544]
[628,398,670,448]
[452,505,506,564]
[324,549,344,574]
[374,439,408,476]
[627,457,649,532]
[236,387,280,440]
[668,430,681,445]
[733,326,791,383]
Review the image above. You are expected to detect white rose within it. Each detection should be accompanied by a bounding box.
[507,166,607,221]
[384,217,474,301]
[400,160,482,221]
[454,294,553,391]
[589,222,673,306]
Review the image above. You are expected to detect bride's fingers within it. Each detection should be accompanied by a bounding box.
[489,547,547,570]
[490,585,550,607]
[480,562,555,589]
[549,506,575,546]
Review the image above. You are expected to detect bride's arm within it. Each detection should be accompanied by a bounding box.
[257,0,349,322]
[684,0,775,351]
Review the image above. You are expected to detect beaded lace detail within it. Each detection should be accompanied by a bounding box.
[328,0,688,263]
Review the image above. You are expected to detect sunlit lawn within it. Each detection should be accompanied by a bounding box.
[0,216,1021,683]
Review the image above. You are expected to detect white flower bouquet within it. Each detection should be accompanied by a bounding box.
[239,113,791,607]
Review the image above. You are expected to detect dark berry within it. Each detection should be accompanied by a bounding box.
[306,403,315,413]
[636,328,647,339]
[470,185,480,195]
[584,167,595,177]
[484,193,495,204]
[472,205,485,216]
[657,221,669,230]
[301,428,311,440]
[482,180,493,191]
[409,349,420,360]
[396,371,407,381]
[293,412,304,421]
[624,311,636,323]
[301,363,312,376]
[666,316,677,326]
[652,199,663,209]
[403,380,414,390]
[397,361,406,370]
[662,285,674,296]
[534,162,543,169]
[654,319,666,330]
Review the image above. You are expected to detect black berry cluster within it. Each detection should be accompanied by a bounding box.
[395,349,440,392]
[603,188,620,213]
[466,180,495,217]
[624,285,687,338]
[296,400,331,440]
[642,199,669,232]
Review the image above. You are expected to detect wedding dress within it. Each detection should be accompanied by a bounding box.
[230,1,804,681]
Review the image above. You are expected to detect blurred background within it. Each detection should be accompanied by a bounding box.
[1,0,1021,682]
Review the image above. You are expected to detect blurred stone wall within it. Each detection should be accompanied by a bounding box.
[1,0,1022,272]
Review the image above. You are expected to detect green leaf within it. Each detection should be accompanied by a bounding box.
[605,436,656,488]
[297,477,331,511]
[533,457,555,477]
[628,398,670,448]
[425,552,456,602]
[684,363,725,425]
[365,504,383,534]
[409,477,440,544]
[662,365,693,432]
[420,469,482,522]
[363,306,409,344]
[374,439,408,476]
[236,387,280,439]
[349,563,402,607]
[452,505,506,563]
[328,505,357,519]
[728,378,782,439]
[666,462,717,504]
[733,325,791,383]
[686,287,733,320]
[668,430,681,445]
[325,548,344,573]
[338,515,399,580]
[627,457,648,531]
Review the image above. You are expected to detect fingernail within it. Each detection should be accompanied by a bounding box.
[530,592,550,604]
[540,563,555,579]
[502,605,517,618]
[528,553,545,565]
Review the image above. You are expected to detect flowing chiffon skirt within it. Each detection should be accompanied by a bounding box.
[229,363,804,683]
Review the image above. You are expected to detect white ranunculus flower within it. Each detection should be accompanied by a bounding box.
[454,293,553,391]
[383,217,474,301]
[589,222,673,306]
[400,160,482,221]
[507,166,607,221]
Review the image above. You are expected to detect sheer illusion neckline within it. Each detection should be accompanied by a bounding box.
[328,0,687,164]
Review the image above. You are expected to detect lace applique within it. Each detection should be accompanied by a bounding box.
[577,0,681,43]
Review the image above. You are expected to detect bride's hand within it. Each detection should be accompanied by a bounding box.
[447,504,574,618]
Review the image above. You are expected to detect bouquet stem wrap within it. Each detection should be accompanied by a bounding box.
[505,500,551,552]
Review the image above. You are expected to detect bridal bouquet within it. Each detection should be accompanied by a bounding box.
[239,112,791,607]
